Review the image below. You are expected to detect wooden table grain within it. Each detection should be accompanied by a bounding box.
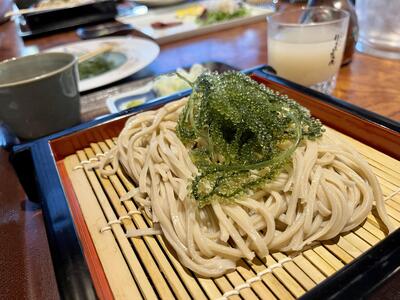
[0,1,399,299]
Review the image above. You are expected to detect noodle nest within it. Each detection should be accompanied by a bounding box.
[91,98,393,277]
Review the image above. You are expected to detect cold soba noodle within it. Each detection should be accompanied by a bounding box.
[90,72,393,277]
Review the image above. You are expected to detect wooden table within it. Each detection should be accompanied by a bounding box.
[0,1,399,299]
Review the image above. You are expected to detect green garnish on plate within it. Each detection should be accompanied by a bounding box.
[177,71,324,207]
[78,51,127,82]
[197,6,248,26]
[78,54,117,80]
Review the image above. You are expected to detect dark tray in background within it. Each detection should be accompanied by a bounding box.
[10,65,400,299]
[17,0,117,38]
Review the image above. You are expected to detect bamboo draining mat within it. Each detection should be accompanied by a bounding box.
[62,128,400,300]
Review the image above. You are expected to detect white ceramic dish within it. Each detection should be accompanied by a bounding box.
[118,2,274,44]
[44,37,160,92]
[106,81,156,113]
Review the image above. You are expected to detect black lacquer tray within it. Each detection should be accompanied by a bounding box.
[11,65,400,299]
[17,0,117,38]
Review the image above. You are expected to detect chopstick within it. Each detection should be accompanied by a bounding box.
[4,6,76,18]
[78,43,115,63]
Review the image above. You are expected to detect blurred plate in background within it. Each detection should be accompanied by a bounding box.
[118,2,274,44]
[44,36,160,92]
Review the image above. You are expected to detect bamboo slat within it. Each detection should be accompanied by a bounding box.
[292,255,326,284]
[312,245,344,271]
[352,227,380,246]
[254,269,295,300]
[321,241,354,264]
[224,271,259,299]
[302,249,336,277]
[341,233,371,253]
[85,146,186,300]
[235,261,277,300]
[362,221,386,240]
[77,150,158,300]
[61,126,400,300]
[64,155,143,300]
[266,255,305,298]
[272,253,316,291]
[335,235,363,258]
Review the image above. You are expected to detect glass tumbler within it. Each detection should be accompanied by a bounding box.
[267,7,349,94]
[355,0,400,60]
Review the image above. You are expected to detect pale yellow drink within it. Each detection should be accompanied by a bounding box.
[267,7,349,94]
[268,28,346,87]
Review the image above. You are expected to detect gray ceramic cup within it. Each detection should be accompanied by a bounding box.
[0,52,80,140]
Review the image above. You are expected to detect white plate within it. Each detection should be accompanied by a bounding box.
[44,37,160,92]
[135,0,186,7]
[106,81,155,113]
[118,2,274,44]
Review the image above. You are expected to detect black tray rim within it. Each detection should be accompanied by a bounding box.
[17,0,118,39]
[11,65,400,299]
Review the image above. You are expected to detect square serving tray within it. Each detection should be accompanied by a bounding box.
[11,66,400,299]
